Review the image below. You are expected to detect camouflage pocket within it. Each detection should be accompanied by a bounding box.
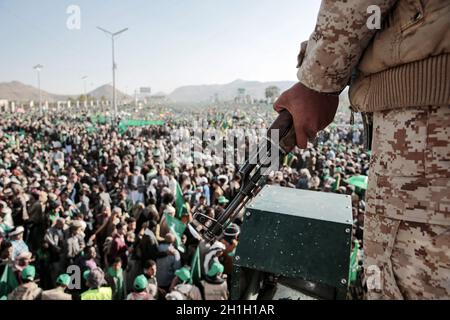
[372,106,450,179]
[371,108,428,177]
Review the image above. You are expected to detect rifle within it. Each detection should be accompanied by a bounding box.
[190,110,296,243]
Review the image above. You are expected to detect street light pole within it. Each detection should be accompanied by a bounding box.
[33,64,43,115]
[97,26,128,123]
[82,76,88,112]
[82,76,88,96]
[112,36,116,121]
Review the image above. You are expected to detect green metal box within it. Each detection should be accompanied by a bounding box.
[233,185,353,297]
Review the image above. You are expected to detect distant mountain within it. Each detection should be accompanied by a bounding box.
[0,80,349,106]
[87,84,131,101]
[0,81,131,102]
[168,79,296,102]
[0,81,68,102]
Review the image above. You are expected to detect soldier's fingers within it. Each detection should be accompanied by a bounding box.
[292,119,308,149]
[273,93,289,113]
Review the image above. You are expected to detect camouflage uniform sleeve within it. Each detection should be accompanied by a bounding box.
[297,0,397,93]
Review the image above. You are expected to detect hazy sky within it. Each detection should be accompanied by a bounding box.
[0,0,321,95]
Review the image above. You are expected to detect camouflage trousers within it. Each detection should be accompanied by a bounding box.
[364,105,450,300]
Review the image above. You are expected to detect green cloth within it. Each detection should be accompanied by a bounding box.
[86,126,98,134]
[175,267,191,283]
[283,153,295,167]
[133,274,148,291]
[107,267,125,300]
[190,247,201,284]
[217,196,229,204]
[21,265,36,280]
[36,248,50,264]
[164,213,186,253]
[121,119,165,126]
[175,182,186,219]
[4,133,15,146]
[331,174,341,192]
[207,261,224,277]
[48,211,60,225]
[56,274,71,286]
[349,241,360,284]
[221,120,229,130]
[0,223,12,233]
[345,175,368,190]
[0,265,19,299]
[90,115,108,125]
[118,119,165,135]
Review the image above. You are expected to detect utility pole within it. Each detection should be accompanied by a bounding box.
[135,89,139,109]
[82,76,88,112]
[82,75,88,96]
[33,64,43,115]
[97,26,128,123]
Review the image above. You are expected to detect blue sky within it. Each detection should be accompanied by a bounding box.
[0,0,321,94]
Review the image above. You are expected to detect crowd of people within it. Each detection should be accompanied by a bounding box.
[0,104,368,300]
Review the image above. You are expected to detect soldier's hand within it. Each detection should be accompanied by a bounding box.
[274,82,339,148]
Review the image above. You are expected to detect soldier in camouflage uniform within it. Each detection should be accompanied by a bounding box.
[274,0,449,299]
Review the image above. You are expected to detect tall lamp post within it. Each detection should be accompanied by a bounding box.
[82,75,88,96]
[82,75,88,112]
[97,26,128,123]
[33,64,43,115]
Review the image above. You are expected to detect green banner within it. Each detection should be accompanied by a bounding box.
[190,247,201,284]
[90,115,108,124]
[0,265,19,299]
[120,119,165,126]
[118,119,166,134]
[165,213,186,253]
[175,182,186,219]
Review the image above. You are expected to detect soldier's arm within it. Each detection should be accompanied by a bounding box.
[298,0,397,93]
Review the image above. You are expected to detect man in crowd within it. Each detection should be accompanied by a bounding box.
[41,273,72,300]
[8,265,42,300]
[156,233,181,292]
[126,274,154,300]
[80,268,112,300]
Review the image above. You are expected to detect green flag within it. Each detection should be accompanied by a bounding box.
[86,126,98,134]
[3,133,15,146]
[331,174,341,192]
[0,265,19,299]
[190,246,201,284]
[118,122,128,135]
[118,119,165,135]
[175,182,186,219]
[345,175,368,190]
[165,213,186,253]
[349,240,360,284]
